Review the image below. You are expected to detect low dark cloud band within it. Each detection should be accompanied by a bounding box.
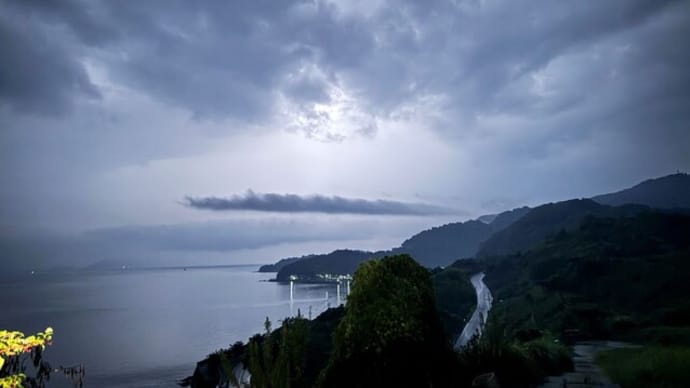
[184,191,457,216]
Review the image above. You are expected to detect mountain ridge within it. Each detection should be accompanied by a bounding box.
[592,172,690,209]
[260,173,690,280]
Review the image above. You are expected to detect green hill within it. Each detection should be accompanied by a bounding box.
[390,220,493,267]
[592,172,690,209]
[266,173,689,282]
[481,211,690,339]
[477,199,648,257]
[259,255,310,273]
[271,207,530,281]
[275,250,378,282]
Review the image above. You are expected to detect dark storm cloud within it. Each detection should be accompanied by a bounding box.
[0,1,101,115]
[184,191,458,215]
[1,0,687,138]
[1,0,690,269]
[351,0,685,122]
[0,0,373,120]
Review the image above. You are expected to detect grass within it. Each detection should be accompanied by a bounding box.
[596,346,690,388]
[456,322,573,387]
[619,326,690,346]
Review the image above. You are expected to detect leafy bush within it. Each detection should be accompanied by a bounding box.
[597,346,690,388]
[622,326,690,346]
[457,323,572,387]
[520,336,572,375]
[0,328,54,388]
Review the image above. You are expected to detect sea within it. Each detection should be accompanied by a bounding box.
[0,265,343,387]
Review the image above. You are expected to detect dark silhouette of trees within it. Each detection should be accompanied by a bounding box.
[317,255,455,388]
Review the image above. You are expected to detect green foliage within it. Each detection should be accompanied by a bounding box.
[622,326,690,347]
[457,322,572,387]
[247,315,310,388]
[477,199,648,257]
[432,263,479,341]
[483,212,690,340]
[519,335,572,376]
[332,255,438,355]
[196,307,345,388]
[276,250,376,282]
[596,346,690,388]
[0,328,53,388]
[218,352,241,388]
[318,255,455,388]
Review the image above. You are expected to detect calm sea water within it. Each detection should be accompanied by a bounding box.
[0,266,342,387]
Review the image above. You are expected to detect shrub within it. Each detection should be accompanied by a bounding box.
[0,328,54,388]
[597,346,690,388]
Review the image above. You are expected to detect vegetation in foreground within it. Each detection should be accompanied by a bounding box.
[0,328,86,388]
[596,346,690,388]
[188,177,690,387]
[0,328,54,388]
[458,323,572,387]
[185,255,572,388]
[316,255,455,387]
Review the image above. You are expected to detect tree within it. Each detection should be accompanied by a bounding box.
[317,255,455,388]
[247,318,274,388]
[247,314,310,388]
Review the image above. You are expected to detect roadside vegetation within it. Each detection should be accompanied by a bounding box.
[482,212,690,341]
[186,255,573,388]
[597,346,690,388]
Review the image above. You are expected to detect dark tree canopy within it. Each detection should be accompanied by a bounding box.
[318,254,455,388]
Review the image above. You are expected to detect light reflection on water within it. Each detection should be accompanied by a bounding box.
[0,266,342,387]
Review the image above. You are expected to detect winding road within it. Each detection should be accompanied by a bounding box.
[454,272,493,350]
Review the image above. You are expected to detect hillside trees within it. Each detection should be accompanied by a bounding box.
[247,315,310,388]
[317,255,455,387]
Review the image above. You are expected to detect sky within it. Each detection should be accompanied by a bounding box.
[1,0,689,270]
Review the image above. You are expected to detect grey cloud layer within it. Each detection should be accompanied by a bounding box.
[1,0,688,185]
[1,217,438,270]
[1,0,689,267]
[2,0,688,168]
[184,191,457,215]
[0,0,370,122]
[3,1,687,130]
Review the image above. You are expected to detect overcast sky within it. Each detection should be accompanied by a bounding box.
[1,0,689,269]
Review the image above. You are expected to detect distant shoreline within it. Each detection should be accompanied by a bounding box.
[0,264,268,282]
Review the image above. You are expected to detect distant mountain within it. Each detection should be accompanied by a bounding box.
[390,220,493,268]
[477,214,497,224]
[386,206,532,268]
[485,206,531,231]
[478,173,690,258]
[275,249,378,282]
[387,207,530,267]
[259,255,310,272]
[592,172,690,209]
[271,206,531,281]
[266,173,690,280]
[477,199,648,257]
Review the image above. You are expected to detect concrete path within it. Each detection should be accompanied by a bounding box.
[539,341,633,388]
[454,272,492,349]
